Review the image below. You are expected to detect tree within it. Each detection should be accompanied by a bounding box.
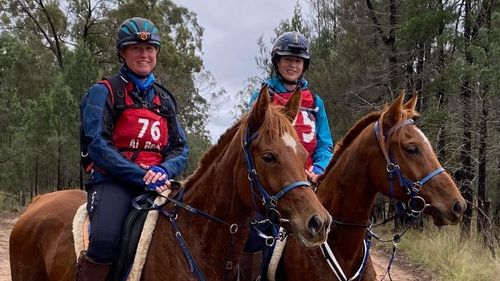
[0,0,220,208]
[236,1,309,118]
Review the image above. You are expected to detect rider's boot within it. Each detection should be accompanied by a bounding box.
[75,251,112,281]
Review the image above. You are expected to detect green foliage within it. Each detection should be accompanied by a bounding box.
[399,0,455,44]
[63,44,100,100]
[278,1,308,35]
[183,133,212,177]
[0,0,214,209]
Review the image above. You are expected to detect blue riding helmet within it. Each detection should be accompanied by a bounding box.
[116,17,161,50]
[271,31,311,70]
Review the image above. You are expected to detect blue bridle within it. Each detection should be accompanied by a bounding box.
[319,117,446,281]
[242,126,311,223]
[374,119,445,217]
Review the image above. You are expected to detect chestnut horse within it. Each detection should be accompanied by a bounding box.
[9,86,331,281]
[275,93,466,281]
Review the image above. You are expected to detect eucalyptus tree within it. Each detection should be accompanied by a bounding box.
[0,0,216,208]
[236,1,309,118]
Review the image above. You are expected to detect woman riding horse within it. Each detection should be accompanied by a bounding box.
[10,85,332,281]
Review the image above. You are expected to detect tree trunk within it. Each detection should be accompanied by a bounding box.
[34,154,38,197]
[365,0,398,94]
[57,139,62,190]
[415,41,425,111]
[436,0,447,160]
[477,88,488,236]
[458,0,475,239]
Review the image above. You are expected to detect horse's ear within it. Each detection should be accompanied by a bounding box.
[388,90,405,113]
[404,93,418,111]
[282,86,302,122]
[383,91,405,129]
[248,85,270,134]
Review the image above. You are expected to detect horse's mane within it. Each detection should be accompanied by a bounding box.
[322,111,382,176]
[184,104,295,188]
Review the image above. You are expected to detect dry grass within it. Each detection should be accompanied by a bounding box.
[395,225,500,281]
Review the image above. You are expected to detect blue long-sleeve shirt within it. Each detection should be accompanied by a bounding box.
[81,69,189,188]
[248,76,334,174]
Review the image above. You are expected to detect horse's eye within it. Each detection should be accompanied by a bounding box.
[404,145,419,155]
[262,153,277,163]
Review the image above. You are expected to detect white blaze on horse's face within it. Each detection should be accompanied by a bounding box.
[415,127,432,149]
[281,132,298,154]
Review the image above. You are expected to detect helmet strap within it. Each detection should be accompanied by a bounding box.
[117,52,124,63]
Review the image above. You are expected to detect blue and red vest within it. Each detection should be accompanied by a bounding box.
[112,83,168,166]
[81,74,180,174]
[270,88,317,168]
[101,79,169,167]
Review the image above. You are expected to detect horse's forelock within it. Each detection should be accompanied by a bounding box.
[248,104,297,145]
[390,108,426,154]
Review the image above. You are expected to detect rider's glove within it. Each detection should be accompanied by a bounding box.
[145,165,169,191]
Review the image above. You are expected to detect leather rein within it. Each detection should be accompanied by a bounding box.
[134,126,311,281]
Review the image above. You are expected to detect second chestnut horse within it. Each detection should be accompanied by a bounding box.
[275,93,465,281]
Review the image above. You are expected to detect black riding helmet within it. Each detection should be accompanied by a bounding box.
[116,17,161,51]
[271,31,311,71]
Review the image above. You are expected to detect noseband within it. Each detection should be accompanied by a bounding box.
[243,127,311,224]
[374,119,445,217]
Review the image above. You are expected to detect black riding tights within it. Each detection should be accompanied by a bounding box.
[85,181,143,263]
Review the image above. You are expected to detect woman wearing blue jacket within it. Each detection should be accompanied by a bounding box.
[77,17,189,281]
[248,31,333,184]
[240,31,334,280]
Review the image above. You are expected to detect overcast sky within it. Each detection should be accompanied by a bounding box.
[174,0,308,142]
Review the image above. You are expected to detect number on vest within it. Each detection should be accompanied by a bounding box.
[299,111,316,143]
[137,118,161,141]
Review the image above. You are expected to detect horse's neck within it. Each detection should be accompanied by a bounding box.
[184,147,250,223]
[319,146,379,226]
[317,135,380,276]
[172,142,253,269]
[143,132,258,279]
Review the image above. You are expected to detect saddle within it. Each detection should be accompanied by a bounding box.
[73,190,172,281]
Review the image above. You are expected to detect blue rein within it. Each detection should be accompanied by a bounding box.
[134,126,311,281]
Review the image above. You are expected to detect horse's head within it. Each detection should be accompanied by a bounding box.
[238,85,331,247]
[375,92,466,225]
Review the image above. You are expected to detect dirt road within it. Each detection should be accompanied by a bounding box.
[371,246,435,281]
[0,212,17,281]
[0,212,431,281]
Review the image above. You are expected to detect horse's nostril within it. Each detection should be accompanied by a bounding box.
[308,215,323,235]
[452,200,465,216]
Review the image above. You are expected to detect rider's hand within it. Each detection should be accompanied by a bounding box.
[305,166,320,185]
[140,164,172,194]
